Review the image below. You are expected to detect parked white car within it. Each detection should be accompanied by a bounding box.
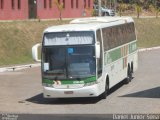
[93,5,115,16]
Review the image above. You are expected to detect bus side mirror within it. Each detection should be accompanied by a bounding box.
[96,42,100,59]
[32,43,41,62]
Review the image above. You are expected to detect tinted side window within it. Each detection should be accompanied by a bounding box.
[102,22,136,51]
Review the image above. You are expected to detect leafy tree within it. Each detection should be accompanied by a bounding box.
[85,7,93,16]
[118,0,128,16]
[135,3,142,18]
[55,0,64,20]
[149,0,160,18]
[149,4,160,18]
[155,7,160,18]
[94,0,98,5]
[118,0,124,16]
[154,0,160,18]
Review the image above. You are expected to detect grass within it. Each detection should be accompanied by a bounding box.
[0,18,160,66]
[134,18,160,48]
[0,20,70,66]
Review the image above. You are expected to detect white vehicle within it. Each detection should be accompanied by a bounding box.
[93,5,115,16]
[32,17,138,99]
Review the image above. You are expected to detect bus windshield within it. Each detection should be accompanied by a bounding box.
[42,46,96,80]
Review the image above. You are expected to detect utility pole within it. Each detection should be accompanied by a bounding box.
[98,0,102,16]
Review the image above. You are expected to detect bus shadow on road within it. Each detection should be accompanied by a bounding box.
[107,79,128,97]
[25,80,129,105]
[120,87,160,98]
[25,93,101,105]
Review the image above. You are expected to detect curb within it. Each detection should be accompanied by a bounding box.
[0,63,40,73]
[138,46,160,52]
[0,46,160,73]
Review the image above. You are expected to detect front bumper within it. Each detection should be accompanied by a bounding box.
[43,84,100,98]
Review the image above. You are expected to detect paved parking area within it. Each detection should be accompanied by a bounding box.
[0,50,160,114]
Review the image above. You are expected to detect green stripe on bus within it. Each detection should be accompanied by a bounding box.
[42,79,53,84]
[42,76,96,85]
[106,48,121,64]
[129,41,137,54]
[105,42,137,64]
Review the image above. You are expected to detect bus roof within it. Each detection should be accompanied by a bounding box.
[44,17,134,33]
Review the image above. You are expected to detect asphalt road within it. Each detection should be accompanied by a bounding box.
[0,50,160,114]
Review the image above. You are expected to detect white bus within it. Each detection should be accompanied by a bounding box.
[32,17,138,99]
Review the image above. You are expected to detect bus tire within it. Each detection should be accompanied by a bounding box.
[124,65,132,84]
[100,78,109,99]
[131,62,134,73]
[106,12,109,16]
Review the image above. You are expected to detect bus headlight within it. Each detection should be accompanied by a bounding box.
[84,81,97,87]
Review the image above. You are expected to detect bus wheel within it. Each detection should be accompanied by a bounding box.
[100,79,109,99]
[124,65,132,84]
[131,62,134,73]
[106,12,109,16]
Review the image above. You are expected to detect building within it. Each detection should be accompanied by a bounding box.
[0,0,93,20]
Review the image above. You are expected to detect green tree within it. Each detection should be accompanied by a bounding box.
[118,0,127,17]
[94,0,98,5]
[154,0,160,18]
[55,0,64,20]
[135,2,142,18]
[155,7,160,18]
[150,4,160,18]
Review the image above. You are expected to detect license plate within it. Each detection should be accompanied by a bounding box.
[64,91,73,94]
